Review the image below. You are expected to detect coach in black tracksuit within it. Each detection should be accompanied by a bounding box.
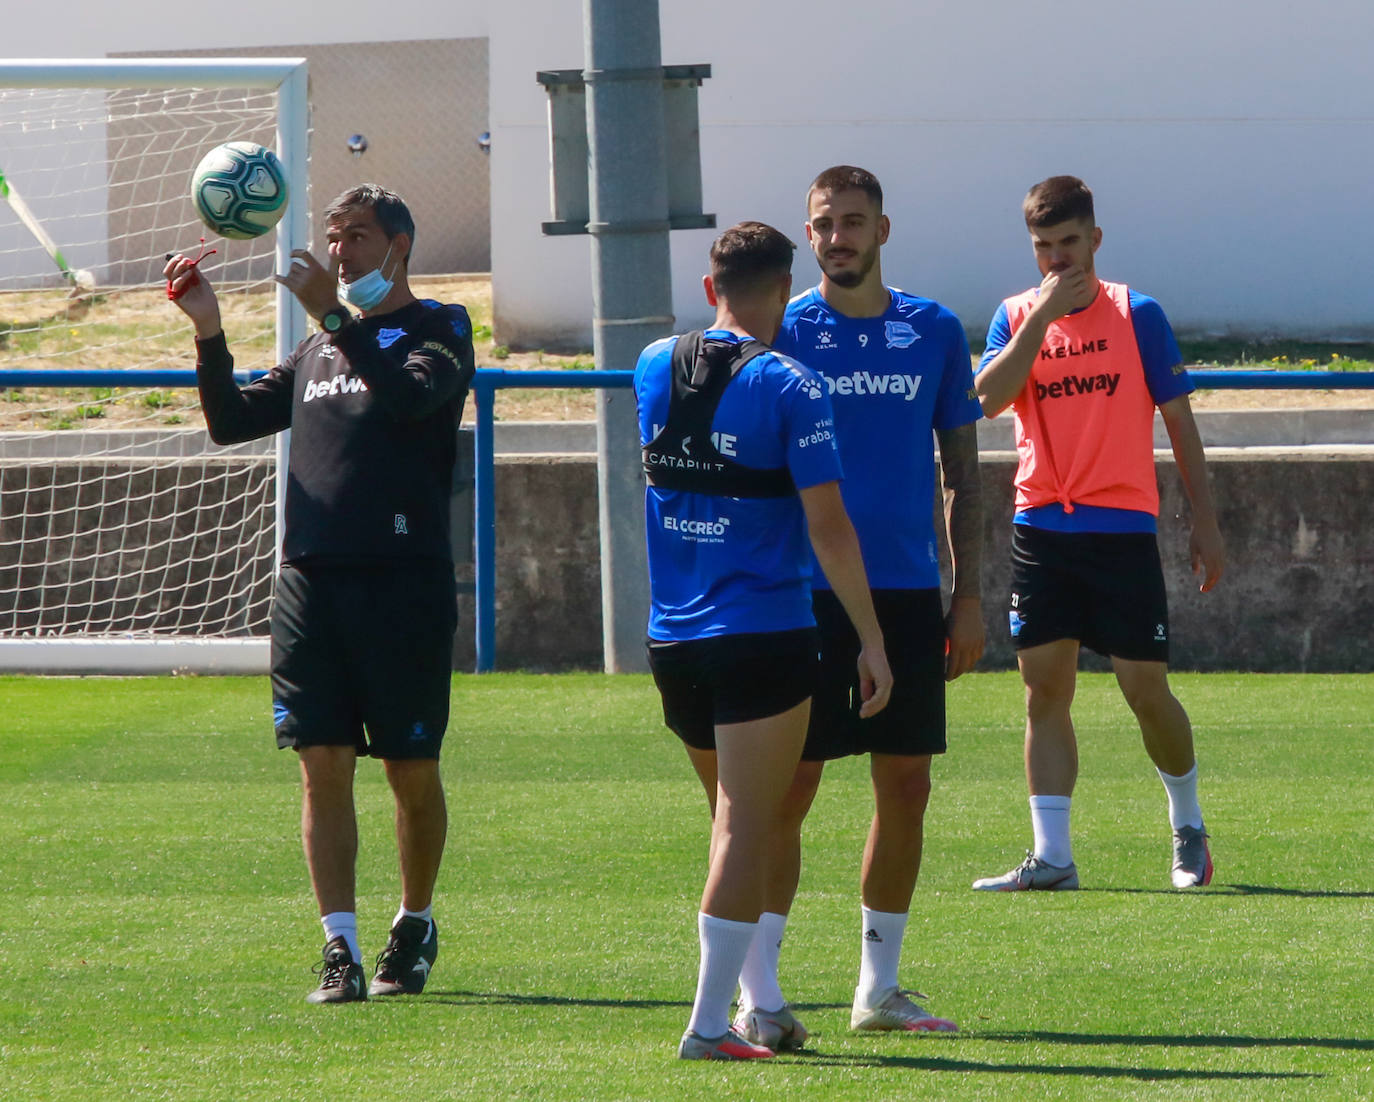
[167,185,475,1005]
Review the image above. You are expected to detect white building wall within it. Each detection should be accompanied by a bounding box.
[4,1,488,55]
[490,0,1374,350]
[7,0,1373,345]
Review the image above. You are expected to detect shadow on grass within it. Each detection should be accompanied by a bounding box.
[1081,884,1374,899]
[412,996,1332,1081]
[1222,883,1374,899]
[428,992,865,1013]
[786,1051,1313,1081]
[980,1030,1373,1052]
[427,989,688,1009]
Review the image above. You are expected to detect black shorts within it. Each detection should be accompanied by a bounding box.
[805,588,947,761]
[647,627,819,751]
[270,560,458,759]
[1009,525,1170,662]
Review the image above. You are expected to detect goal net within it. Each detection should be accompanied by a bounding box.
[0,59,308,673]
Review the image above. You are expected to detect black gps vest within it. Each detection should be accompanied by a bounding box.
[642,331,796,498]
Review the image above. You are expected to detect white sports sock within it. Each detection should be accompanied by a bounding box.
[1029,794,1073,867]
[1157,764,1203,830]
[393,903,434,935]
[321,911,360,963]
[856,907,907,1004]
[738,911,788,1012]
[687,912,757,1039]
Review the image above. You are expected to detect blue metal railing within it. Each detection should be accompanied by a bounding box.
[6,366,1374,672]
[1187,370,1374,389]
[469,367,1374,670]
[0,369,263,387]
[469,368,633,671]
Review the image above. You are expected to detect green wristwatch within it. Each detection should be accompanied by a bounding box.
[320,306,352,334]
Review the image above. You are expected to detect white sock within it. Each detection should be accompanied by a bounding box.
[1157,764,1203,830]
[321,911,360,962]
[393,903,434,935]
[687,912,757,1039]
[857,907,907,1005]
[738,911,788,1012]
[1029,794,1073,867]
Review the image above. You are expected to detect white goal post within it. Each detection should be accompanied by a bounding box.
[0,58,309,674]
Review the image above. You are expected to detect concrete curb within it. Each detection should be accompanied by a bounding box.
[492,409,1374,455]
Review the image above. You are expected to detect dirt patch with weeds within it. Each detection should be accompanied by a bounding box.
[2,275,1370,433]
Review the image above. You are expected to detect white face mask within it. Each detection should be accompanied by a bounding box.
[337,243,395,312]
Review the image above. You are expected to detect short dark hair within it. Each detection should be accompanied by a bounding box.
[1023,176,1094,229]
[807,165,883,211]
[709,221,795,298]
[324,184,415,261]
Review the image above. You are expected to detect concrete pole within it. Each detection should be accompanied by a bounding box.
[584,0,674,672]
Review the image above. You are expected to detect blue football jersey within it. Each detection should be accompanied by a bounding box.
[634,329,843,642]
[774,287,982,589]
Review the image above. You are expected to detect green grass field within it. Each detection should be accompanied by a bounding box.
[1,672,1370,1100]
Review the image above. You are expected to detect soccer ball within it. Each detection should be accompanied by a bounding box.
[190,141,288,240]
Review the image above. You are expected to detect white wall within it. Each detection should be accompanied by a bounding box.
[490,0,1374,350]
[7,0,1373,345]
[4,1,488,55]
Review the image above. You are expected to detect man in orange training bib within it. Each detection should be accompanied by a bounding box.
[973,175,1225,893]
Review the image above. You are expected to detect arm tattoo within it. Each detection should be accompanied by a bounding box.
[936,422,983,600]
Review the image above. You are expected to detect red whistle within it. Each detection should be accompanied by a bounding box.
[166,239,218,301]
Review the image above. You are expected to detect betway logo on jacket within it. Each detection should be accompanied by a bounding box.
[821,371,923,401]
[303,373,369,403]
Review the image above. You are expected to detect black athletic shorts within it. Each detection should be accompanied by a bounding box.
[647,627,819,751]
[1008,525,1170,661]
[270,559,458,759]
[805,588,947,761]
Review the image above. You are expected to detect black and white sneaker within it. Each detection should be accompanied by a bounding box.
[369,916,438,996]
[1171,823,1214,889]
[306,935,367,1004]
[972,852,1079,891]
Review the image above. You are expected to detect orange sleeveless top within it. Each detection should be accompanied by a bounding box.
[1004,280,1159,516]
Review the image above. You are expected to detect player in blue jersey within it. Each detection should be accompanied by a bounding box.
[635,221,892,1060]
[732,167,984,1048]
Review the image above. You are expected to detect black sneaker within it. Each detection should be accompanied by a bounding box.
[306,935,367,1004]
[369,916,438,996]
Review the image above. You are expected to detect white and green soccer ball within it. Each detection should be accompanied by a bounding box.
[190,141,289,240]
